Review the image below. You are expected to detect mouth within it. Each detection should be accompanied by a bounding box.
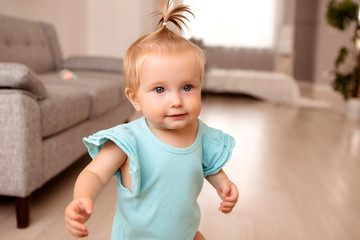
[166,113,188,118]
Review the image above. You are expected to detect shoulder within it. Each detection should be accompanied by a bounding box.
[90,117,144,141]
[83,117,145,159]
[199,119,235,176]
[198,120,232,144]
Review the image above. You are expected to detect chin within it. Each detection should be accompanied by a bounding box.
[148,116,197,131]
[167,119,197,130]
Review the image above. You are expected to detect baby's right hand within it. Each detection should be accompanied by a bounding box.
[65,197,93,238]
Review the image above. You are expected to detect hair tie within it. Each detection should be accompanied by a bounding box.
[163,22,167,26]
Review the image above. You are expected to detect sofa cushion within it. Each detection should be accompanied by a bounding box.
[39,82,91,138]
[40,71,126,119]
[0,14,55,73]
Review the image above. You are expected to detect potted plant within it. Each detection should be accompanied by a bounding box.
[327,0,360,118]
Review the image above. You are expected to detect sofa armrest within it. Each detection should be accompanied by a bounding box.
[0,63,47,100]
[0,90,43,197]
[62,56,123,73]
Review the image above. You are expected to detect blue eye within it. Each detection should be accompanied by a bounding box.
[183,85,192,91]
[155,87,164,93]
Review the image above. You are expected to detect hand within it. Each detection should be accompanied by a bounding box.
[216,180,238,214]
[65,197,93,238]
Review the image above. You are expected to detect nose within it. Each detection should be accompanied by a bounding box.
[169,92,182,108]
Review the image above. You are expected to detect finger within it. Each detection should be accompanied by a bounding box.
[224,194,238,202]
[66,208,85,222]
[220,209,233,214]
[80,199,93,215]
[71,199,93,223]
[68,226,89,238]
[218,206,234,214]
[225,184,239,201]
[224,195,237,200]
[220,201,236,208]
[77,200,86,212]
[66,218,87,232]
[66,220,89,238]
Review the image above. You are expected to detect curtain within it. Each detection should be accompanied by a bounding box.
[184,0,278,49]
[183,0,286,71]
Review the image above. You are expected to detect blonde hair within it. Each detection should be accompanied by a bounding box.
[123,0,206,94]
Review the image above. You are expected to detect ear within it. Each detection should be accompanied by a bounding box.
[125,87,142,112]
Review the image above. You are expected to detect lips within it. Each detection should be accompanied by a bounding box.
[166,113,188,118]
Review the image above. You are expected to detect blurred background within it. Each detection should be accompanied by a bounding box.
[0,0,353,86]
[1,0,360,239]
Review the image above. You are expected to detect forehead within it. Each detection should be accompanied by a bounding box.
[142,51,200,72]
[140,52,201,84]
[144,49,198,63]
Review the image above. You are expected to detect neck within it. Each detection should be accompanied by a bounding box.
[147,119,199,148]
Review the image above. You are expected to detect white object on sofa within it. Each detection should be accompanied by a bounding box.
[204,68,301,104]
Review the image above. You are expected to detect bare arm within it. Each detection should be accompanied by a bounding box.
[206,169,238,214]
[74,140,127,200]
[65,140,127,238]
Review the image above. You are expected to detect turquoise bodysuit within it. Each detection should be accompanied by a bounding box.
[83,116,235,240]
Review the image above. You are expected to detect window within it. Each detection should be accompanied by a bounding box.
[184,0,278,48]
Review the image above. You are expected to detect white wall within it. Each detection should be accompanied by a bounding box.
[0,0,88,58]
[0,0,158,58]
[87,0,157,57]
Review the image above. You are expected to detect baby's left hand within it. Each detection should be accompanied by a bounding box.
[216,180,238,214]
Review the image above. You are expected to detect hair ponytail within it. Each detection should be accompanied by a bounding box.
[156,0,194,31]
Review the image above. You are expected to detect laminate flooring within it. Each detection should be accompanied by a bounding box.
[0,93,359,240]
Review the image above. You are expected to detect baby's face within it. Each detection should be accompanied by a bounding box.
[134,53,202,132]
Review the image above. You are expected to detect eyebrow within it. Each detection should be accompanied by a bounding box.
[146,80,167,87]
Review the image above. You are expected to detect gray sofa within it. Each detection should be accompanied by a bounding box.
[0,14,134,228]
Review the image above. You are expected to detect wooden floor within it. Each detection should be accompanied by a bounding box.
[1,93,360,240]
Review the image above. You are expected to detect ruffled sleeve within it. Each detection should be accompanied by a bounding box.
[201,124,235,177]
[83,124,141,197]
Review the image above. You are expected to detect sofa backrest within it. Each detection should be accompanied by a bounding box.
[0,14,63,74]
[204,46,274,71]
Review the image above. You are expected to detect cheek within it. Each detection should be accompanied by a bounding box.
[187,94,202,113]
[195,100,202,114]
[140,95,165,114]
